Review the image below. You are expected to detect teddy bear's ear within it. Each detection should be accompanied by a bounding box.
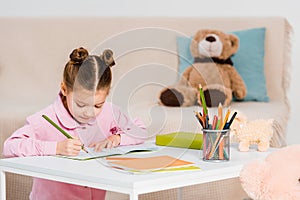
[229,34,239,54]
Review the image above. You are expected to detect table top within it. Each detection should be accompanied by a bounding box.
[0,142,274,195]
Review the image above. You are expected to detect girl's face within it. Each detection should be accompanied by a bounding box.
[62,85,109,124]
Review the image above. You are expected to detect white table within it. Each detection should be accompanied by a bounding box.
[0,143,273,200]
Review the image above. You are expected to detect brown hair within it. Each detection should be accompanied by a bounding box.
[63,47,115,92]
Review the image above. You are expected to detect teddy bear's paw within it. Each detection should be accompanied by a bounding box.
[234,89,247,100]
[203,89,226,107]
[159,88,184,107]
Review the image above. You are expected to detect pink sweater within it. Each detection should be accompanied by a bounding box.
[3,94,147,200]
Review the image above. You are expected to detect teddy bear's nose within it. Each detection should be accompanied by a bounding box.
[206,36,216,42]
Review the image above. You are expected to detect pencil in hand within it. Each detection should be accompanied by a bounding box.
[42,115,89,153]
[81,145,89,153]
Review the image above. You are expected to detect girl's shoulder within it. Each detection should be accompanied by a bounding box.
[26,104,56,125]
[27,94,70,124]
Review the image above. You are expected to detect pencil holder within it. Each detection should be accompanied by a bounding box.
[202,129,230,162]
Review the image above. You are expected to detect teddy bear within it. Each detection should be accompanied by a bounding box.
[239,144,300,200]
[230,110,274,152]
[159,29,247,107]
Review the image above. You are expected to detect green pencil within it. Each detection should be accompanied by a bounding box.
[42,114,89,153]
[199,84,208,115]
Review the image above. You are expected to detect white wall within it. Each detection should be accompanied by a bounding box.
[1,0,299,144]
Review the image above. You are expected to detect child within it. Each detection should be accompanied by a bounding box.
[3,47,147,200]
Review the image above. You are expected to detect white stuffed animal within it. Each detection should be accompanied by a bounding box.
[230,111,274,152]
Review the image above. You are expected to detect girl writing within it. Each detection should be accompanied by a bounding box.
[3,47,147,200]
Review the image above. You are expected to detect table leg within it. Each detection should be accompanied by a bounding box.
[129,192,138,200]
[0,171,6,200]
[177,187,183,200]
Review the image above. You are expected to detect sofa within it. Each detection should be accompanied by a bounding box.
[0,17,291,199]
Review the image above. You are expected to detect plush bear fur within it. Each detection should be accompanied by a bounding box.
[240,144,300,200]
[159,29,247,107]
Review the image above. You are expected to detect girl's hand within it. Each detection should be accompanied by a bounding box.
[89,135,121,152]
[56,136,83,156]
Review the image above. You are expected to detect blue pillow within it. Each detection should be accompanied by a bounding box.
[176,27,269,102]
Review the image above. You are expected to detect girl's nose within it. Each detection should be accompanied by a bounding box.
[83,107,95,118]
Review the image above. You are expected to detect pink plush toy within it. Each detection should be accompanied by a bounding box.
[240,144,300,200]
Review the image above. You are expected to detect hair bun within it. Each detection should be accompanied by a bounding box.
[101,49,115,67]
[69,47,89,64]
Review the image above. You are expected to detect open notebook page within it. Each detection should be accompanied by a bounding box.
[57,144,158,161]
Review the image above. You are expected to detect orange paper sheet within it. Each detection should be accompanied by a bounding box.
[109,155,194,171]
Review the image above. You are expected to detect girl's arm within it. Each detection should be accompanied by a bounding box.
[89,103,148,150]
[3,117,57,158]
[119,118,148,145]
[111,106,148,146]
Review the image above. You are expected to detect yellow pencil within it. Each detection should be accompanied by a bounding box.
[221,107,231,130]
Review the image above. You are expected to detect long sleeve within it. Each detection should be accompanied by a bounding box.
[108,104,147,146]
[118,116,148,146]
[3,116,57,158]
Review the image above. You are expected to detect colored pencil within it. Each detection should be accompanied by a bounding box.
[221,107,231,130]
[42,115,89,153]
[218,103,223,130]
[224,111,237,129]
[198,84,208,115]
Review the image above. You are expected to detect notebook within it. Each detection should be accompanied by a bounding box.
[107,155,196,172]
[58,144,158,161]
[156,132,203,150]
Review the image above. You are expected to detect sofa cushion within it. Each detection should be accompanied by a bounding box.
[177,27,269,102]
[130,101,287,147]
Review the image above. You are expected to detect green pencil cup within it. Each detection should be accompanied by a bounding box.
[202,129,230,162]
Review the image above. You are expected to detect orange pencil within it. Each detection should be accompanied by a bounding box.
[194,111,204,128]
[219,107,230,159]
[219,138,224,159]
[212,115,218,130]
[208,107,230,159]
[217,103,223,130]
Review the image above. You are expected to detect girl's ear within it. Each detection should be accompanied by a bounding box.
[60,82,67,96]
[106,87,111,96]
